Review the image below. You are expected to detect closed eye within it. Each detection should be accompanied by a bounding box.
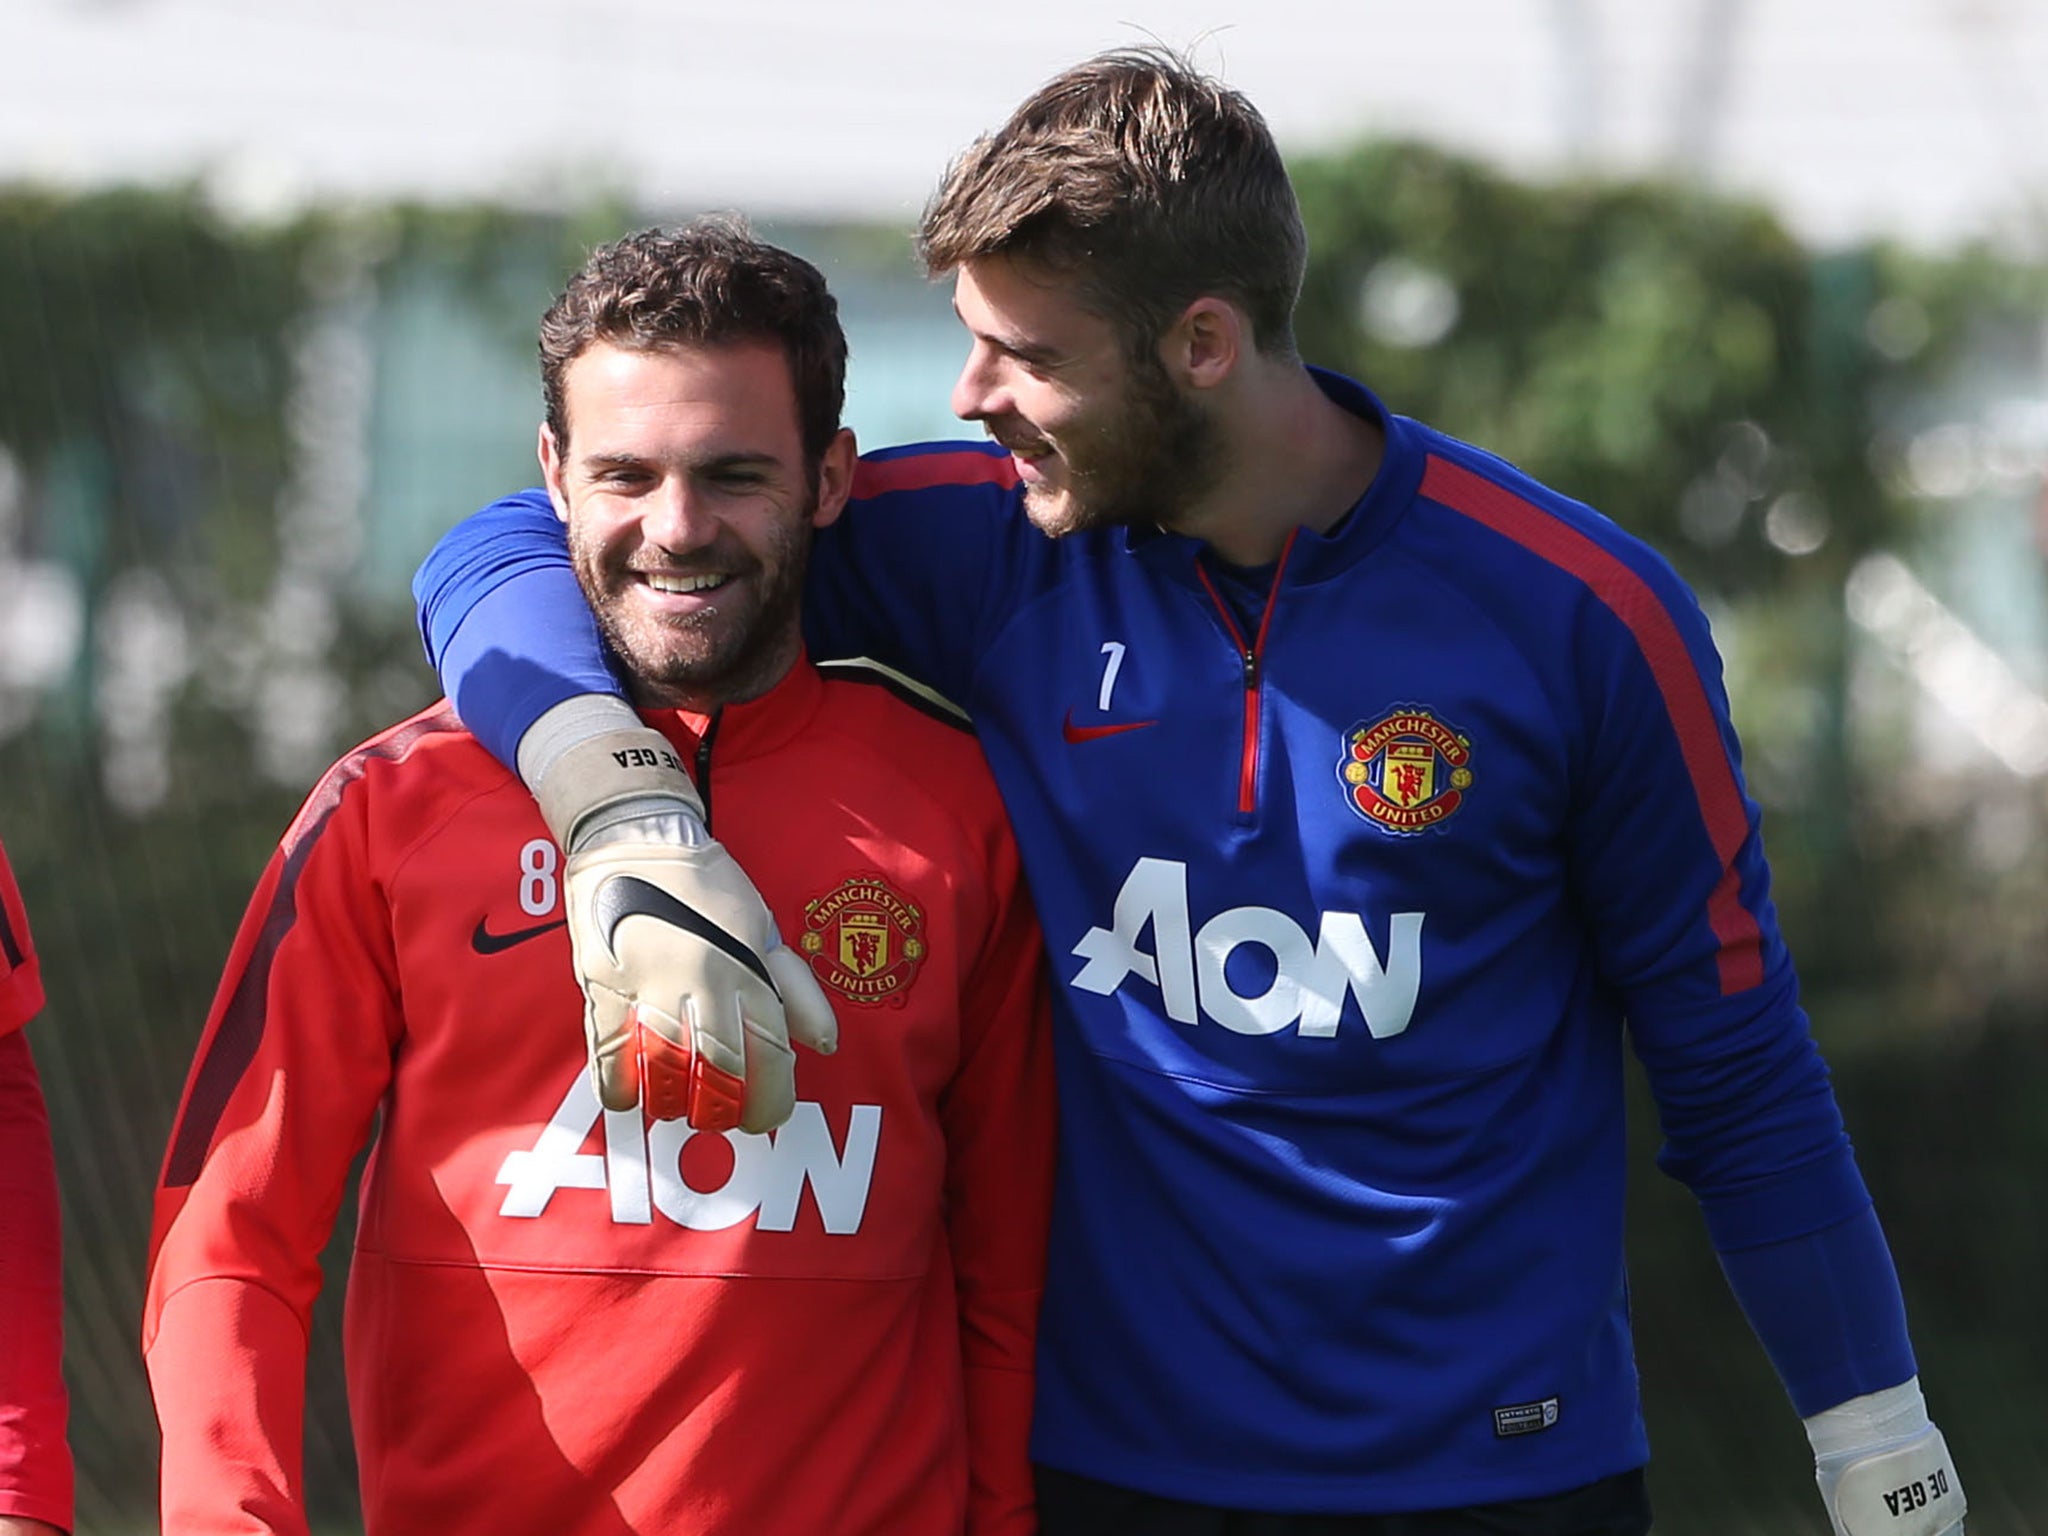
[580,457,655,489]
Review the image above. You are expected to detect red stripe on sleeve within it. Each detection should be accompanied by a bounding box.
[162,706,462,1187]
[853,449,1020,499]
[1422,456,1764,994]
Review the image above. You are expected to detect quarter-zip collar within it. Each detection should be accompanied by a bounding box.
[638,651,826,772]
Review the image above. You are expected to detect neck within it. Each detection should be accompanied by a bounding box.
[1168,359,1384,567]
[626,634,801,718]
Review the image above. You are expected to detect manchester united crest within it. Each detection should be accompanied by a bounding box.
[1339,707,1474,835]
[799,875,927,1006]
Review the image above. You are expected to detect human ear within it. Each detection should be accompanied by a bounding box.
[1165,297,1243,391]
[538,423,571,523]
[811,428,859,529]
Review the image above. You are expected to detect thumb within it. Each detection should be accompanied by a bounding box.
[766,946,839,1055]
[584,985,640,1113]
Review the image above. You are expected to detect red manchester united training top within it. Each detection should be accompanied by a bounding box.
[144,659,1055,1536]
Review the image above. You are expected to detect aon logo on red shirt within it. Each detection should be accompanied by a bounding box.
[496,1073,881,1233]
[1070,856,1424,1039]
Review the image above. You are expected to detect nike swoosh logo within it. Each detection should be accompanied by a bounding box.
[592,874,775,991]
[470,917,567,955]
[1062,709,1158,744]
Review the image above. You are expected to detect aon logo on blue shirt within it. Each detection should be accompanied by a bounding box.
[1070,856,1423,1039]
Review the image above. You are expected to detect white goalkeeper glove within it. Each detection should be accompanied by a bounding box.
[1808,1379,1965,1536]
[532,716,838,1133]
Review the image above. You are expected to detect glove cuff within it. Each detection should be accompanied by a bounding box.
[1815,1420,1965,1536]
[533,726,704,850]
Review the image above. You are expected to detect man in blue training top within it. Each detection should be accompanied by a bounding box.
[413,47,1967,1536]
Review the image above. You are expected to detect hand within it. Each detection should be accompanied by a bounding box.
[564,814,838,1132]
[0,1518,69,1535]
[1815,1419,1965,1536]
[531,721,839,1133]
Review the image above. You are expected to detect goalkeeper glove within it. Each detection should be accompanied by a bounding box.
[536,722,838,1133]
[1808,1379,1965,1536]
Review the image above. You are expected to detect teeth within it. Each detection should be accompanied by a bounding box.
[645,572,726,595]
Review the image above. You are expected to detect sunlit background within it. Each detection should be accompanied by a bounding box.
[3,1,2045,1531]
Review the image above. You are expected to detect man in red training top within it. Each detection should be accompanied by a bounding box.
[143,220,1055,1536]
[0,835,71,1536]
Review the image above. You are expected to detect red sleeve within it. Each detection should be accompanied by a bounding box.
[142,766,403,1536]
[0,1028,72,1532]
[0,841,44,1038]
[942,822,1056,1536]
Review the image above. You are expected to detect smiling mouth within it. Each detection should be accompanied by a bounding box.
[986,425,1052,461]
[640,571,731,595]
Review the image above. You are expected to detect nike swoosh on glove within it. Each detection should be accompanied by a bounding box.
[566,830,838,1132]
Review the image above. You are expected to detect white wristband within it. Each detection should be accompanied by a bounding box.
[1808,1381,1965,1536]
[517,698,704,850]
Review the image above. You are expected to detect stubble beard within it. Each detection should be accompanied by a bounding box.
[1023,354,1222,540]
[570,512,813,711]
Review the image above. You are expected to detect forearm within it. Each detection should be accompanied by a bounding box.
[146,1277,314,1536]
[413,491,621,772]
[1717,1203,1916,1417]
[0,1032,70,1534]
[1719,1205,1963,1535]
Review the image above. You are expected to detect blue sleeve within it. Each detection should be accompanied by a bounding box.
[803,442,1041,708]
[1717,1205,1918,1417]
[1560,543,1866,1244]
[410,488,624,769]
[1557,540,1916,1413]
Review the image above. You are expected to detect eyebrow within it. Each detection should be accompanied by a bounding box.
[578,449,783,474]
[952,302,1064,368]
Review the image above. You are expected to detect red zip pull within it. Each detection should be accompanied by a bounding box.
[1197,529,1299,815]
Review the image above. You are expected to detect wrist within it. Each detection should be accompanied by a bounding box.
[1805,1378,1928,1460]
[519,707,704,850]
[1807,1381,1965,1536]
[577,802,714,851]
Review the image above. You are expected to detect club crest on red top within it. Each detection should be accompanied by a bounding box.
[799,875,927,1006]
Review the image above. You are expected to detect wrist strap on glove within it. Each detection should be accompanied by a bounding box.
[534,726,704,851]
[1809,1381,1965,1536]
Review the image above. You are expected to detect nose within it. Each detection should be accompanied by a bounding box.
[641,478,720,557]
[950,341,1004,424]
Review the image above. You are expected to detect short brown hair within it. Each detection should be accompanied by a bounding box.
[917,47,1305,359]
[540,219,847,460]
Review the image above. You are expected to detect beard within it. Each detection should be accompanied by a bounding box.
[570,500,813,711]
[1019,351,1223,539]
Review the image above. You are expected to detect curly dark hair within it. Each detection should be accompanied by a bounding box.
[539,217,847,459]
